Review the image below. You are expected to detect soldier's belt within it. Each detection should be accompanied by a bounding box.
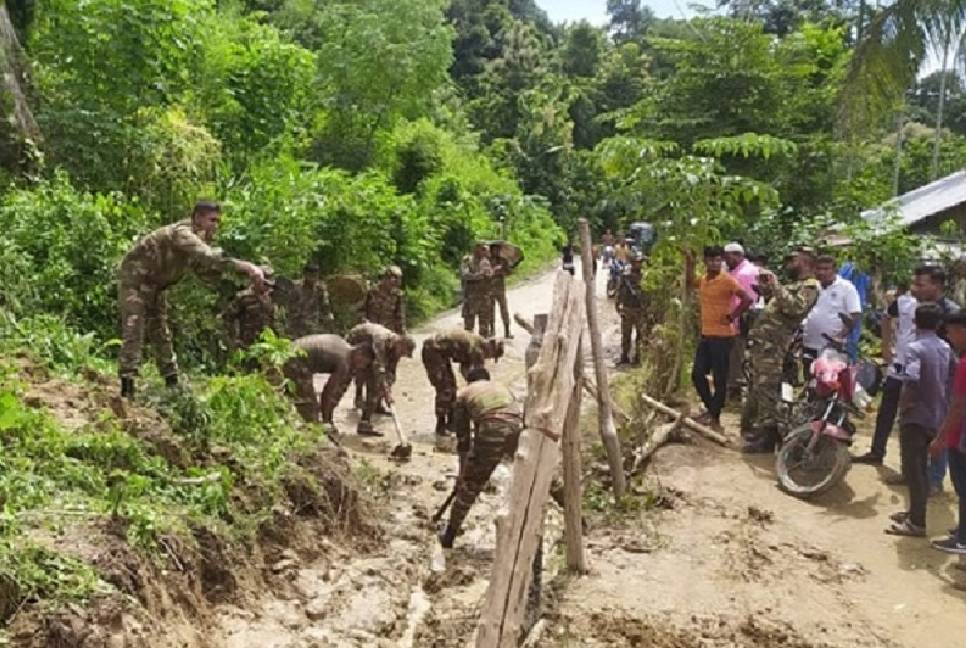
[481,412,523,425]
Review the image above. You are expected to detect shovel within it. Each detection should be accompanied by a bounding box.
[387,403,412,462]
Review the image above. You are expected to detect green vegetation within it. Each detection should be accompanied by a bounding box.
[1,0,963,636]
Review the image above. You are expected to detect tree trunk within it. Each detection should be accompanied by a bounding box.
[577,218,626,499]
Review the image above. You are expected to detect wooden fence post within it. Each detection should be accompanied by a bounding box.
[476,272,586,648]
[577,218,626,499]
[562,340,586,573]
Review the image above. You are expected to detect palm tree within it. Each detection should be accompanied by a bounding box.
[841,0,966,137]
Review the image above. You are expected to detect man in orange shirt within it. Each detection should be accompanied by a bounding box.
[686,245,753,429]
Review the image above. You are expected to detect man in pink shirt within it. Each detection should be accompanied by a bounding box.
[724,242,758,398]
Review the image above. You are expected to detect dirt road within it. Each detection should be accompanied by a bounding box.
[215,262,602,647]
[214,259,966,648]
[540,380,966,645]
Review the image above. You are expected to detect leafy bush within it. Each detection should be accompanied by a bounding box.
[0,174,152,340]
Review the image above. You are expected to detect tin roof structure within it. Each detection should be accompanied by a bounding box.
[861,170,966,227]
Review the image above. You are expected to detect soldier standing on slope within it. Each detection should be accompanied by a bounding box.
[117,200,264,398]
[616,253,645,365]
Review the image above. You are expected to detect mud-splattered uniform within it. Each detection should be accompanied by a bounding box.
[446,380,522,535]
[283,334,368,424]
[346,322,400,426]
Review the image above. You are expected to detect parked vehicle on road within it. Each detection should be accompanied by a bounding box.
[775,347,878,498]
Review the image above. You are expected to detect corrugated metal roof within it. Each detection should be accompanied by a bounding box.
[861,169,966,226]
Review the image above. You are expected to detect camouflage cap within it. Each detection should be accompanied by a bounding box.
[384,265,402,278]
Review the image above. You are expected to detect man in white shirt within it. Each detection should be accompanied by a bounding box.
[802,255,861,378]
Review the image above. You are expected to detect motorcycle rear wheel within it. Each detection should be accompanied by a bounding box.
[775,425,850,499]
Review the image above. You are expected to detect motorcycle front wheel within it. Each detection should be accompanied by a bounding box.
[775,425,850,499]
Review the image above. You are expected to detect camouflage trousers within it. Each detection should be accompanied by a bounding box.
[284,359,353,425]
[489,288,510,336]
[448,419,521,534]
[118,280,177,379]
[620,309,644,360]
[422,342,457,419]
[463,293,493,338]
[353,355,397,420]
[741,357,784,443]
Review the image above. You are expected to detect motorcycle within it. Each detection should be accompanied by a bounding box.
[606,259,624,298]
[601,244,615,268]
[775,346,878,498]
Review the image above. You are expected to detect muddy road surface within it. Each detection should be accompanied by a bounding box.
[216,260,966,648]
[215,262,603,647]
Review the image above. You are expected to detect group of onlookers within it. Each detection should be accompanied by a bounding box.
[850,266,965,552]
[685,244,965,553]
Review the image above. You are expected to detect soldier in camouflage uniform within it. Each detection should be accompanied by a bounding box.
[286,261,334,338]
[283,334,373,428]
[345,322,415,435]
[117,201,264,398]
[488,243,513,339]
[439,367,522,549]
[360,265,406,334]
[422,328,504,436]
[742,251,820,453]
[222,271,277,352]
[616,253,645,365]
[461,243,493,337]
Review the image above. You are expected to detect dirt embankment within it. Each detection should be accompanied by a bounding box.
[3,361,377,648]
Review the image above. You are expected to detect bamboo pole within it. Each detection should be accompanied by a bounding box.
[639,393,729,445]
[476,272,585,648]
[561,341,586,573]
[577,218,626,499]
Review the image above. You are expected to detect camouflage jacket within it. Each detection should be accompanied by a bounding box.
[451,380,521,449]
[287,280,333,338]
[362,283,406,334]
[748,278,820,363]
[120,219,231,288]
[428,329,485,365]
[346,322,397,382]
[222,288,276,349]
[489,256,510,293]
[616,272,645,313]
[461,255,493,299]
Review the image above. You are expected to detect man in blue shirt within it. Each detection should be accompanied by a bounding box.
[886,304,956,537]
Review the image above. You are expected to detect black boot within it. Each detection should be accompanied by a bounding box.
[164,374,178,389]
[435,414,448,436]
[120,377,135,399]
[439,525,456,549]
